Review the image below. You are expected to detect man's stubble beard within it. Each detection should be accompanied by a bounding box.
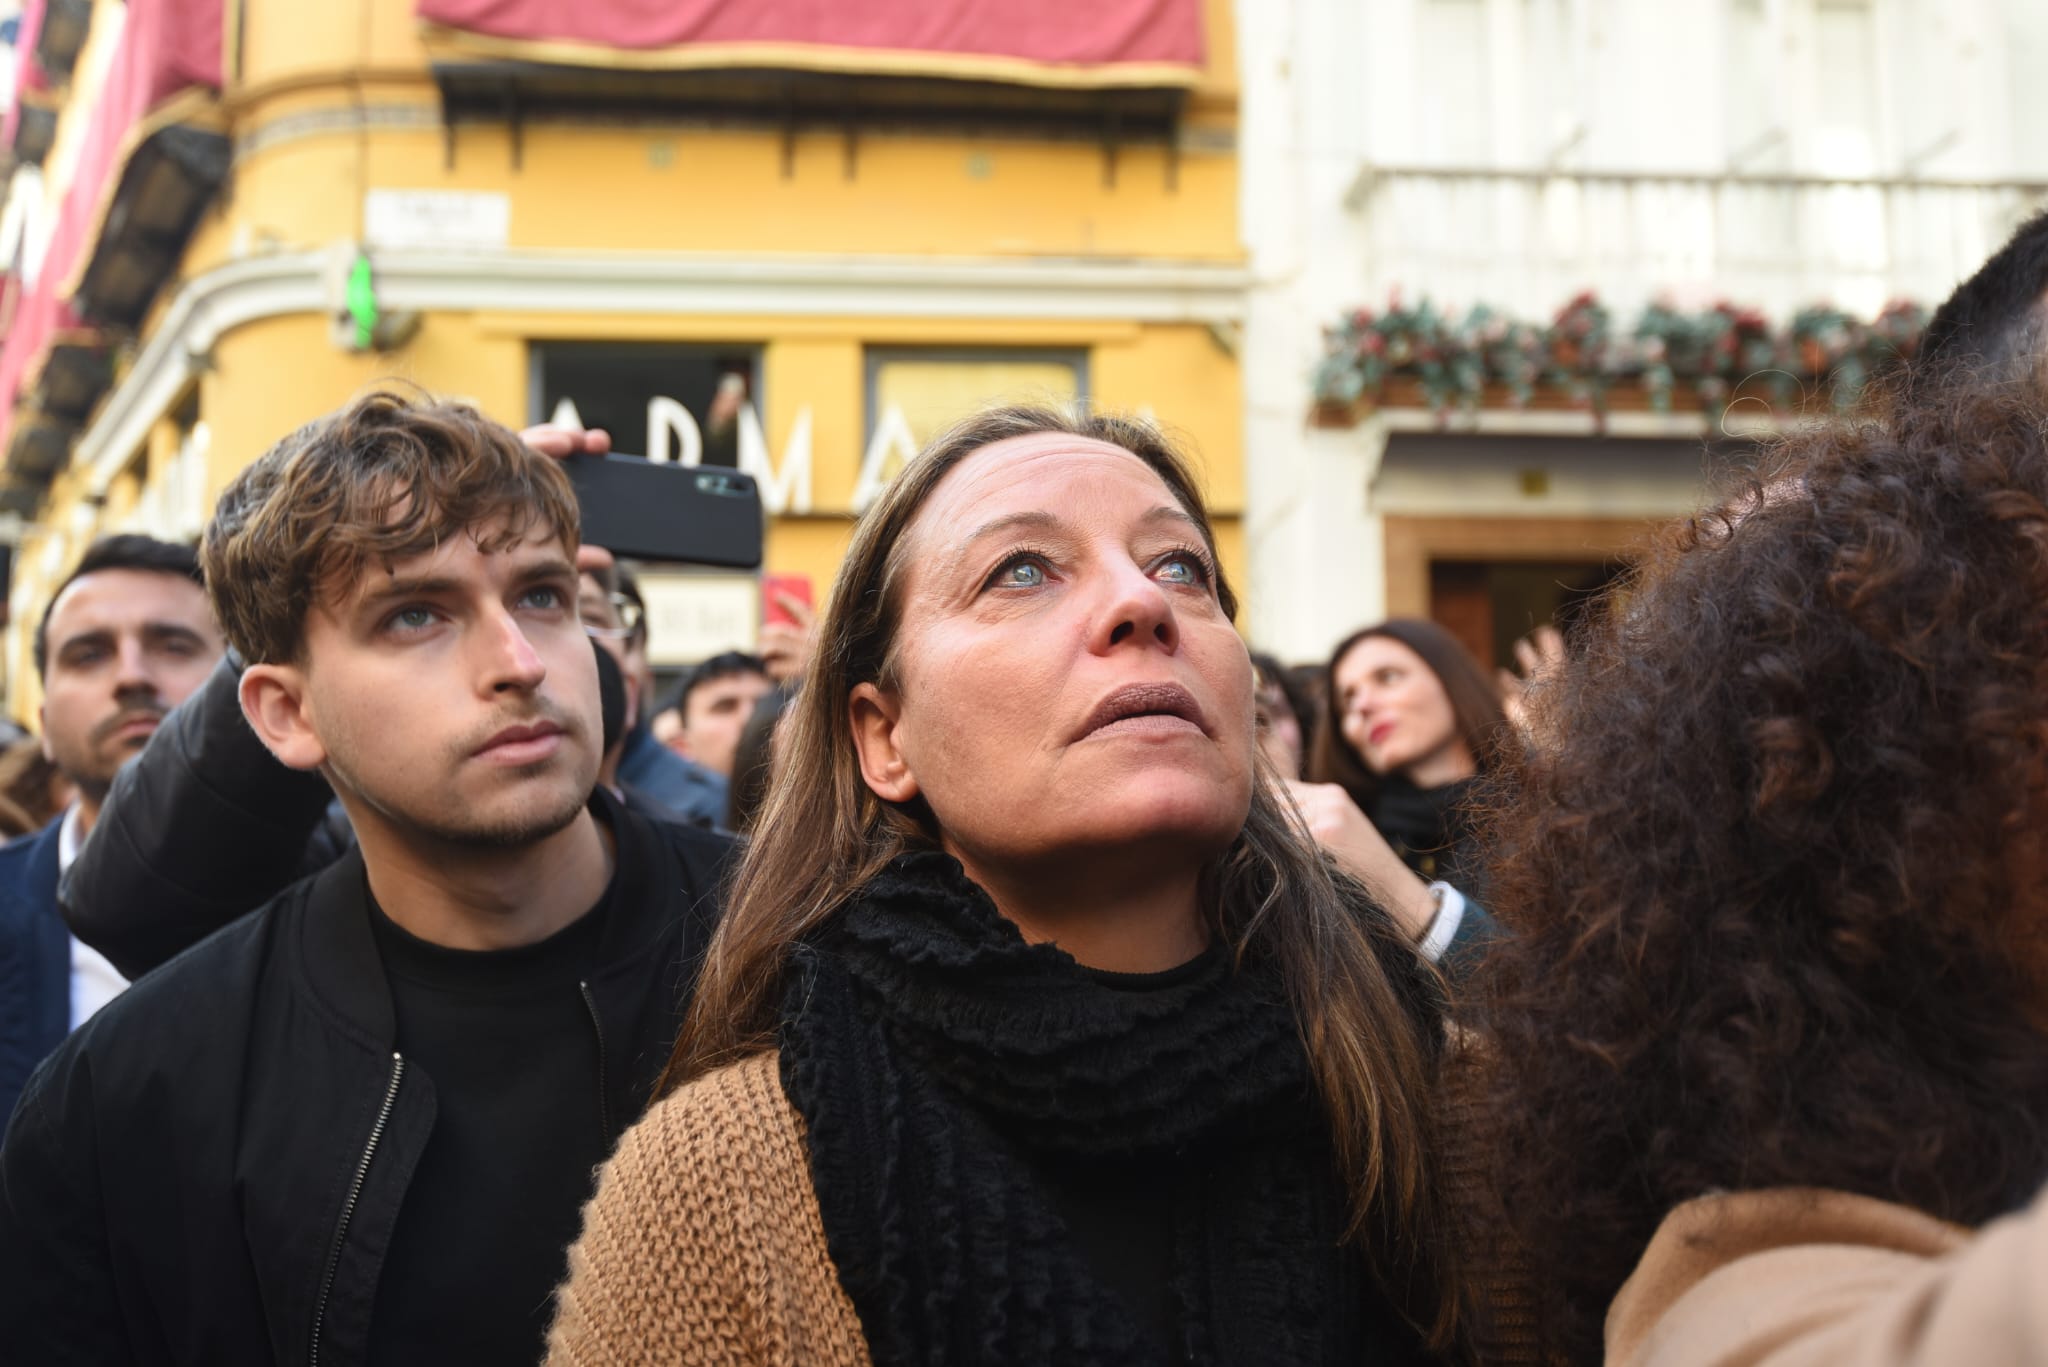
[50,697,173,810]
[46,734,131,811]
[325,745,598,851]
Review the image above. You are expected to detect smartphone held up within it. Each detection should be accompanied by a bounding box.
[562,453,764,569]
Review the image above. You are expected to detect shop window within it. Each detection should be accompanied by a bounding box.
[1724,0,1779,166]
[2013,4,2048,179]
[1812,0,1878,175]
[1418,0,1490,164]
[531,343,761,467]
[865,348,1088,453]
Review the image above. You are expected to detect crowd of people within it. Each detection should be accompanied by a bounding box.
[0,210,2045,1365]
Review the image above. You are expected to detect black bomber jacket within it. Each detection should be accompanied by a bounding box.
[0,789,732,1366]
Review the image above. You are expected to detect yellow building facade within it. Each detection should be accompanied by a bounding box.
[4,0,1245,707]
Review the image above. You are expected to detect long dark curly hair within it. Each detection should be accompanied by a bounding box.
[1474,383,2048,1359]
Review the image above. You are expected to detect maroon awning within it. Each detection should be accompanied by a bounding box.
[417,0,1204,87]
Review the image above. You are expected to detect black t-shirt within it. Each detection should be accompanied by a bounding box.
[364,879,614,1365]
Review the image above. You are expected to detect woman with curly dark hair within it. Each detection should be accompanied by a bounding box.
[1476,386,2048,1364]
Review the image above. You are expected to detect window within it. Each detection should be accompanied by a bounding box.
[865,346,1087,444]
[1418,0,1491,164]
[1724,0,1780,168]
[530,343,761,466]
[859,348,1089,510]
[1812,0,1878,174]
[2010,3,2048,178]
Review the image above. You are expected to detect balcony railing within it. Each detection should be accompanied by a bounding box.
[1344,162,2048,321]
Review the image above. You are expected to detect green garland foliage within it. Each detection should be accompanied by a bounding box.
[1314,291,1929,419]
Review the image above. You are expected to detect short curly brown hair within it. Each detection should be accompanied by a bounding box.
[201,390,580,664]
[1474,382,2048,1358]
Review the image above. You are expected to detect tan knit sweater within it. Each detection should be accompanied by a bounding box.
[549,1047,1552,1365]
[546,1051,872,1367]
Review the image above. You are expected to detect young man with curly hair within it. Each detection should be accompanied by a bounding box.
[0,393,732,1365]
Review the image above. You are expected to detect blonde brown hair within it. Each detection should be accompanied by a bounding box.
[200,390,579,664]
[667,404,1457,1342]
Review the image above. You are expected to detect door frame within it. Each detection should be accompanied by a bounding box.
[1382,514,1665,619]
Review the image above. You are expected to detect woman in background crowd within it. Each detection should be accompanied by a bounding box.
[548,406,1466,1365]
[1306,621,1504,889]
[1477,386,2048,1364]
[1245,651,1310,778]
[1249,651,1312,779]
[1288,621,1508,963]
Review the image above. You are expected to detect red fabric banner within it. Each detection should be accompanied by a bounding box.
[417,0,1204,85]
[0,0,222,461]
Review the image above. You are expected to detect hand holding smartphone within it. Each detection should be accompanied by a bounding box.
[560,454,764,568]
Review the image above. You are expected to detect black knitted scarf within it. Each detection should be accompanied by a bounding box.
[777,850,1433,1367]
[1371,774,1482,888]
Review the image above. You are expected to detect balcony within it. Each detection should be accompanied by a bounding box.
[8,95,57,164]
[420,0,1204,177]
[0,0,224,508]
[1343,162,2048,323]
[32,0,92,85]
[74,122,230,327]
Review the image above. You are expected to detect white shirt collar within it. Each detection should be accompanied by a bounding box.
[57,802,86,875]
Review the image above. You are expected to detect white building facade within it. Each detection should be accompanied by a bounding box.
[1238,0,2048,665]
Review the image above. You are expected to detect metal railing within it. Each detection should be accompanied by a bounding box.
[1344,161,2048,319]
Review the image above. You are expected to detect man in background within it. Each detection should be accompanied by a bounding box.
[0,535,223,1121]
[660,650,772,780]
[581,567,726,826]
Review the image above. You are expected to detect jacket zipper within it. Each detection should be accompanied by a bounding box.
[579,980,611,1141]
[311,1053,404,1367]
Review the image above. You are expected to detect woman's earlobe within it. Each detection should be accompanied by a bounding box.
[849,682,920,804]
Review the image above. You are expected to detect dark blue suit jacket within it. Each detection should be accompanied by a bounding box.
[616,726,728,828]
[0,818,67,1129]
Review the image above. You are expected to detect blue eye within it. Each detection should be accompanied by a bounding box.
[1155,549,1213,587]
[387,607,436,633]
[521,585,564,611]
[990,556,1048,589]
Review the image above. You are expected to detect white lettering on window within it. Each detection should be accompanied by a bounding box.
[852,404,919,514]
[646,396,703,466]
[738,403,814,515]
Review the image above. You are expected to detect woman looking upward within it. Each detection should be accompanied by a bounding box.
[547,407,1461,1366]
